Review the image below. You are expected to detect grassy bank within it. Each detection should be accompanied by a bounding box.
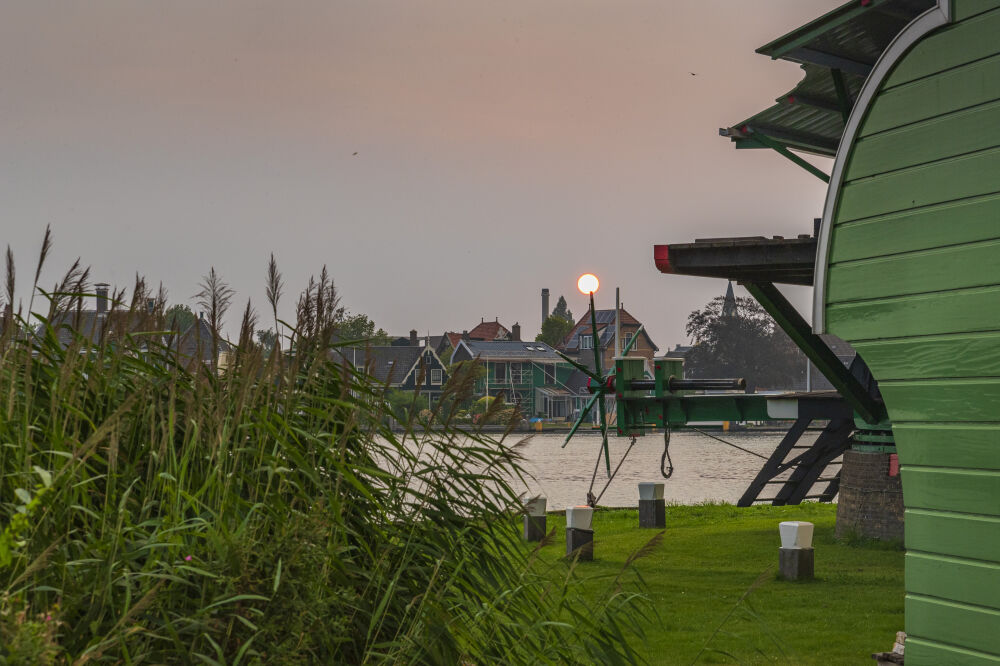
[534,503,904,665]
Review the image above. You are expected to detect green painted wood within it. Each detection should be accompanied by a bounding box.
[906,637,1000,665]
[955,0,1000,22]
[902,467,1000,515]
[830,192,1000,262]
[907,552,1000,610]
[853,333,1000,381]
[828,239,1000,303]
[906,509,1000,562]
[859,53,1000,136]
[838,146,1000,222]
[880,379,1000,422]
[906,595,1000,657]
[826,285,1000,341]
[884,8,1000,89]
[893,424,1000,470]
[848,98,1000,180]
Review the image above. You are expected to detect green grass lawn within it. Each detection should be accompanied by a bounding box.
[533,503,904,665]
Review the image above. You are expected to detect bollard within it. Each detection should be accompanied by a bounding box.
[638,482,666,528]
[566,505,594,561]
[523,497,547,542]
[778,521,814,580]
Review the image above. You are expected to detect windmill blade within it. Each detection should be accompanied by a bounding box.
[620,324,644,356]
[589,293,604,379]
[596,386,612,476]
[555,349,602,383]
[562,390,601,448]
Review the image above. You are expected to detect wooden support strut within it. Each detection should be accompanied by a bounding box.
[743,281,885,424]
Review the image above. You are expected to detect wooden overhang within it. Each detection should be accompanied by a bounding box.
[653,235,816,286]
[720,0,934,159]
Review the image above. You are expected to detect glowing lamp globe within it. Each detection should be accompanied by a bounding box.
[577,273,599,295]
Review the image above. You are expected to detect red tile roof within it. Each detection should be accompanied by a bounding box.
[467,320,510,340]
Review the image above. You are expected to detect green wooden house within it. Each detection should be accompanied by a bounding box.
[814,3,1000,662]
[449,339,582,417]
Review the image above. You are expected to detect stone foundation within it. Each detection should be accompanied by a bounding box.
[835,449,904,541]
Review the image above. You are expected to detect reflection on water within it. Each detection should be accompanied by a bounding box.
[505,430,823,509]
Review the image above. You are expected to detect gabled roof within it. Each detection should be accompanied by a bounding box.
[166,318,232,363]
[335,345,443,386]
[561,308,658,353]
[467,320,510,341]
[721,0,934,157]
[452,339,561,362]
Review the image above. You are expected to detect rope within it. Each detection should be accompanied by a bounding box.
[589,434,639,507]
[690,426,769,460]
[661,424,674,479]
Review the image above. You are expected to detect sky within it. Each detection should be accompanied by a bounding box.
[0,0,837,349]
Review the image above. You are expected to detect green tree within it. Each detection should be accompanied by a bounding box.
[684,294,803,392]
[337,312,391,345]
[536,315,574,347]
[165,303,196,332]
[551,295,573,322]
[256,328,278,354]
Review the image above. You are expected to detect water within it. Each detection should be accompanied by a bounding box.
[509,430,821,509]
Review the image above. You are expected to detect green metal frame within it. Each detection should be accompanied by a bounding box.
[747,132,831,183]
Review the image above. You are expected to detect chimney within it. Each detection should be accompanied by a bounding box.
[462,330,470,341]
[95,283,109,314]
[542,288,550,324]
[512,322,521,342]
[410,329,418,346]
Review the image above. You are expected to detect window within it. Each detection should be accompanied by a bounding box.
[580,335,593,350]
[544,363,556,384]
[495,363,506,382]
[510,362,528,384]
[431,368,443,385]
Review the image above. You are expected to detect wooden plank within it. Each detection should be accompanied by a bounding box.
[830,192,1000,263]
[894,424,1000,470]
[906,552,1000,611]
[906,636,1000,665]
[826,285,1000,340]
[828,239,1000,303]
[906,595,1000,657]
[859,54,1000,136]
[837,146,1000,223]
[847,98,1000,180]
[880,379,1000,422]
[884,8,1000,89]
[902,467,1000,514]
[906,508,1000,562]
[954,0,1000,22]
[854,333,1000,381]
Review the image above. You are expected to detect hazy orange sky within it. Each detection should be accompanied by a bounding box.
[1,1,836,347]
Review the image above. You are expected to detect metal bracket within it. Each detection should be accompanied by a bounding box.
[747,132,830,183]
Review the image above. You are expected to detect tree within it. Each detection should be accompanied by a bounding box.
[165,304,196,332]
[684,294,803,392]
[535,315,574,347]
[336,312,391,345]
[256,328,278,353]
[551,295,573,322]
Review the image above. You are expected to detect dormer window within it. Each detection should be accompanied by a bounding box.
[580,335,593,350]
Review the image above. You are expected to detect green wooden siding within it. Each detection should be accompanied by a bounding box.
[824,2,1000,662]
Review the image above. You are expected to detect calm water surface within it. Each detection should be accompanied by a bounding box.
[507,430,825,509]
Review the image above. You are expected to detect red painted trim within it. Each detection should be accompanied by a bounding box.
[653,245,673,273]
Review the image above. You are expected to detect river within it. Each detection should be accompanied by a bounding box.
[508,429,827,509]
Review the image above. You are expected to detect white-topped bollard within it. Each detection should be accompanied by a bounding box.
[523,497,547,542]
[566,505,594,560]
[638,482,666,528]
[778,521,814,580]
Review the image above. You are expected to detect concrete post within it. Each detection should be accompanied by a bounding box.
[638,482,666,528]
[566,505,594,561]
[778,521,815,581]
[523,497,547,542]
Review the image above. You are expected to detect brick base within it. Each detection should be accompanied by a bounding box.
[835,450,904,542]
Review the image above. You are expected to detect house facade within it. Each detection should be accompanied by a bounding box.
[449,339,582,418]
[336,344,449,405]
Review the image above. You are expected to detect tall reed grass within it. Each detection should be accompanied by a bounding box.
[0,235,651,664]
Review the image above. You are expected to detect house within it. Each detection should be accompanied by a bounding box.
[559,307,659,374]
[449,339,583,418]
[466,318,511,341]
[336,344,449,406]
